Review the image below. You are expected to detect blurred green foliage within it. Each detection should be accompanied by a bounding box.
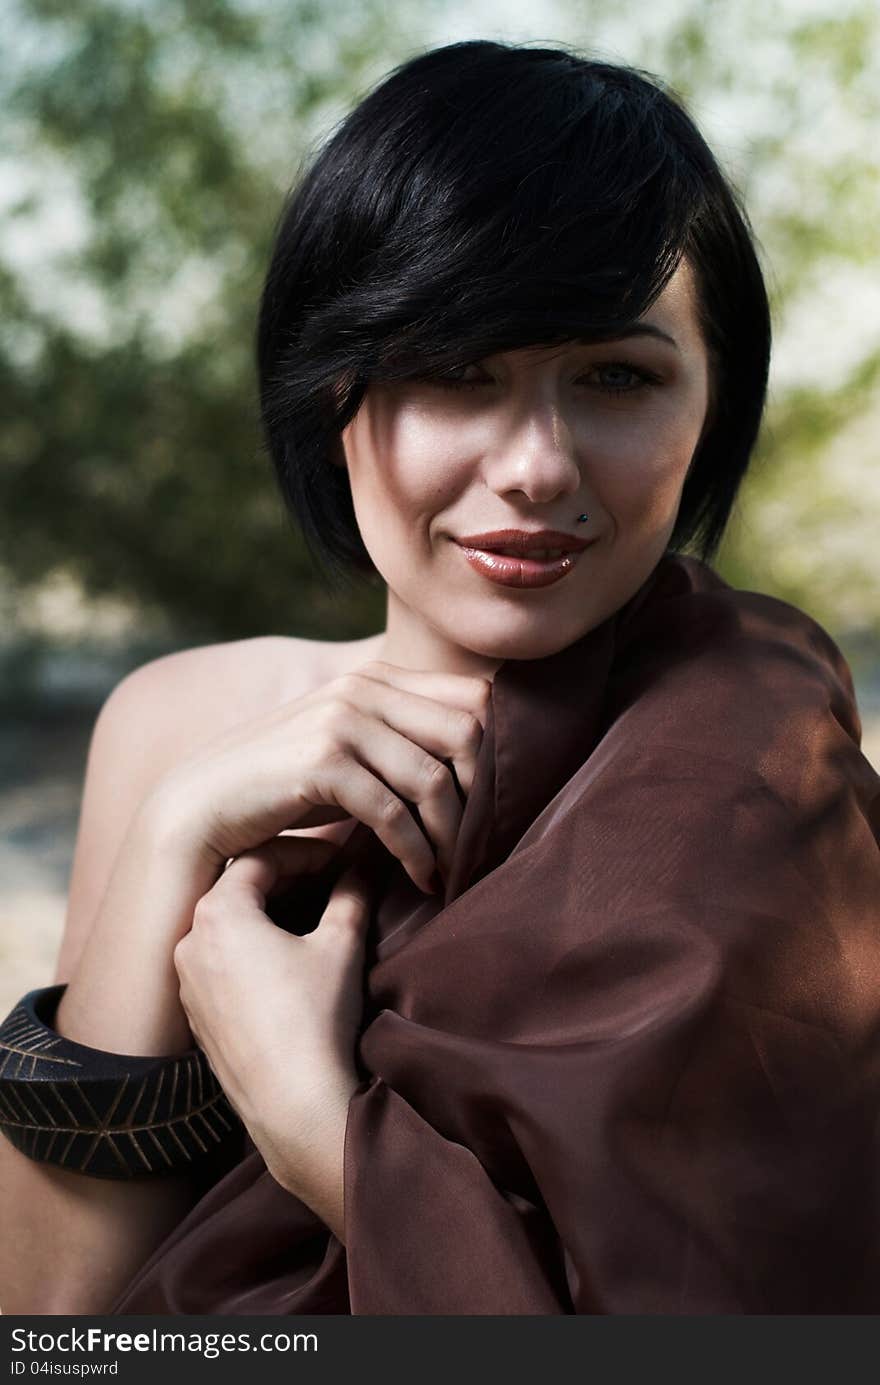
[1,0,878,647]
[561,0,880,639]
[0,0,418,642]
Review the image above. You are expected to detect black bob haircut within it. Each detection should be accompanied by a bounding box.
[256,39,772,587]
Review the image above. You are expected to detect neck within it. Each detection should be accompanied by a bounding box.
[371,589,507,681]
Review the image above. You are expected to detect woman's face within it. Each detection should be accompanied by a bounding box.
[338,257,712,676]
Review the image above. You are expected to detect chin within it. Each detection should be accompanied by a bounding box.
[449,617,592,664]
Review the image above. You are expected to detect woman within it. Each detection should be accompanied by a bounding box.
[1,40,878,1315]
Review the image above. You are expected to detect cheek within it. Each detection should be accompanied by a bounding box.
[368,413,471,520]
[588,406,699,513]
[342,394,469,573]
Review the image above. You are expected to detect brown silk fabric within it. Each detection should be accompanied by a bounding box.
[109,553,880,1315]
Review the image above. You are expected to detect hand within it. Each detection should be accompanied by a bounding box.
[149,660,491,900]
[172,833,376,1228]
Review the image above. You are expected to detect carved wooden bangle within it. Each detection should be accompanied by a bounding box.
[0,984,243,1179]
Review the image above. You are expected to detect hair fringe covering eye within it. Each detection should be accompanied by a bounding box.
[255,39,771,587]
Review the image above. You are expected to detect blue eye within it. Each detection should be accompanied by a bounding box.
[420,359,661,395]
[590,361,660,395]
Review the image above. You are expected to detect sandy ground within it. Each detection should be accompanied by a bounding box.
[1,695,879,1022]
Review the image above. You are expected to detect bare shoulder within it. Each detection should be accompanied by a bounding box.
[54,631,385,982]
[142,632,385,852]
[128,630,385,748]
[190,631,387,710]
[260,631,387,702]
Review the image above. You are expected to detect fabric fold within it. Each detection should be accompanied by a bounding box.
[109,552,880,1315]
[344,1077,571,1314]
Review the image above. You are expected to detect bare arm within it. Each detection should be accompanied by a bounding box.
[0,646,490,1313]
[0,662,233,1316]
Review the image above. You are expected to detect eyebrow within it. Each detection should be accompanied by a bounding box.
[582,324,680,352]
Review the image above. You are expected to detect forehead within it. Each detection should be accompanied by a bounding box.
[648,257,699,327]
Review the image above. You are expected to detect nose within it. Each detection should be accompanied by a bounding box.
[482,393,582,505]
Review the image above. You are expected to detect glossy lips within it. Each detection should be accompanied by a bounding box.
[453,529,595,589]
[455,528,592,554]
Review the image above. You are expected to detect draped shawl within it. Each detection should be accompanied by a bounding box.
[109,552,880,1314]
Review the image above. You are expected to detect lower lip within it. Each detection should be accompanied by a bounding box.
[455,543,590,588]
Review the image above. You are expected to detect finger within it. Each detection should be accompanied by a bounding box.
[216,835,339,909]
[317,707,465,884]
[311,750,441,895]
[314,862,374,948]
[345,671,487,798]
[299,661,493,733]
[356,662,493,732]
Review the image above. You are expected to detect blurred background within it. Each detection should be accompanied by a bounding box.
[1,0,879,1016]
